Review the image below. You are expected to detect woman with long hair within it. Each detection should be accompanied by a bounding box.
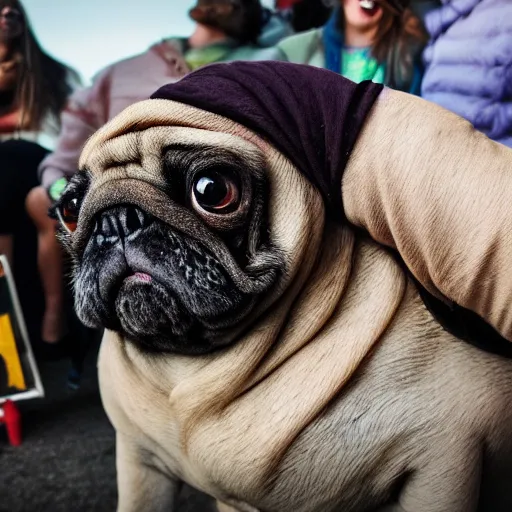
[0,0,79,357]
[277,0,428,94]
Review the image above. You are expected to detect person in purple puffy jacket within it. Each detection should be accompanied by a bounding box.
[421,0,512,147]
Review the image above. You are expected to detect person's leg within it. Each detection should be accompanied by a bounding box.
[0,140,67,348]
[26,185,66,343]
[0,140,47,345]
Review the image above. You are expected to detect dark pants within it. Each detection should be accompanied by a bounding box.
[0,140,48,346]
[0,139,97,371]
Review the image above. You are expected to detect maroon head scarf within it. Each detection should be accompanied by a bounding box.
[151,61,383,220]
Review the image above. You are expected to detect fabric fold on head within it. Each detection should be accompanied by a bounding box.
[151,61,383,220]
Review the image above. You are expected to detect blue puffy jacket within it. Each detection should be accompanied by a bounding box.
[421,0,512,147]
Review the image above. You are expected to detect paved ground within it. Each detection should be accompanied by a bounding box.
[0,342,216,512]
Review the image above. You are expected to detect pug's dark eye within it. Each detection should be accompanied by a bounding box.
[57,196,81,233]
[192,171,240,213]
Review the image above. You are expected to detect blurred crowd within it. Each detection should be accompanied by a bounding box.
[0,0,510,388]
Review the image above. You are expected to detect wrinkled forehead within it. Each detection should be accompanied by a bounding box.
[79,99,276,189]
[81,125,266,192]
[80,99,268,169]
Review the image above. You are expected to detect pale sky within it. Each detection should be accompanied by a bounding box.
[23,0,274,84]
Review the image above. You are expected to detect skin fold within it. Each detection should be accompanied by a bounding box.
[52,97,512,512]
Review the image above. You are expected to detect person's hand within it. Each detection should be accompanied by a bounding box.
[47,177,68,202]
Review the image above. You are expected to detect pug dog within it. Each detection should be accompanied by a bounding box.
[52,62,512,512]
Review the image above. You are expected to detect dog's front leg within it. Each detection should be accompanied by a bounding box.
[116,432,180,512]
[375,445,481,512]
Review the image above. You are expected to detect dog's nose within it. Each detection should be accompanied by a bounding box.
[94,205,151,245]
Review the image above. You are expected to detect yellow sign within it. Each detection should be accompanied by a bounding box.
[0,313,27,391]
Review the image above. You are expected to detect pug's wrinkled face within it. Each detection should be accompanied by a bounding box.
[51,143,284,355]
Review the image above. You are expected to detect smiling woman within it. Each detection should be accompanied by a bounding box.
[277,0,428,94]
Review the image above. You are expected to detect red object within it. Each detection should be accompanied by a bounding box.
[0,109,21,134]
[276,0,301,9]
[1,400,22,446]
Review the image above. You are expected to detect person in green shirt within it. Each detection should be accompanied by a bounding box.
[277,0,427,94]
